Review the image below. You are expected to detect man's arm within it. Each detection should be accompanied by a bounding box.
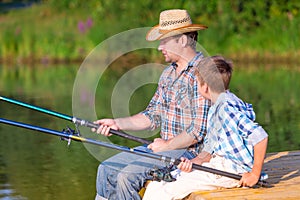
[115,113,152,130]
[239,137,268,187]
[148,131,196,152]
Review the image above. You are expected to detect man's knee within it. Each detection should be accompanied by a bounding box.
[117,171,132,183]
[95,193,108,200]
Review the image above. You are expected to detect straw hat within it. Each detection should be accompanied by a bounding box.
[146,9,207,41]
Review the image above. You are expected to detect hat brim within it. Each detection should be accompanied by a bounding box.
[146,24,207,41]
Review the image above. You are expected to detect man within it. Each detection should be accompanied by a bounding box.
[94,9,210,200]
[143,56,268,200]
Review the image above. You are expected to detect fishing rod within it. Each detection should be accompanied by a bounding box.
[0,117,270,188]
[0,96,151,145]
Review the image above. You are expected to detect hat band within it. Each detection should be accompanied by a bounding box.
[160,17,191,28]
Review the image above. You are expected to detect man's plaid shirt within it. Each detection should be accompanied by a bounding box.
[142,53,210,155]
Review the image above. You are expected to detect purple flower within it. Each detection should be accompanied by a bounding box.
[78,21,86,33]
[86,18,93,28]
[77,17,93,34]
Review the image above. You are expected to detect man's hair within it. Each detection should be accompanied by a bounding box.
[196,55,233,93]
[173,31,198,50]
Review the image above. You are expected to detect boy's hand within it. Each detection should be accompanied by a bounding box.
[239,172,260,187]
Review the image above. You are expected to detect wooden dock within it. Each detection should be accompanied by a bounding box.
[185,150,300,200]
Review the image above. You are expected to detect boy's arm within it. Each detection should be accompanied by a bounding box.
[239,137,268,187]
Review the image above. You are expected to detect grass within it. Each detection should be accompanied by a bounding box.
[0,2,299,65]
[0,4,97,63]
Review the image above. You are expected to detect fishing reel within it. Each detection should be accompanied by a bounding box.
[148,165,177,182]
[61,126,80,146]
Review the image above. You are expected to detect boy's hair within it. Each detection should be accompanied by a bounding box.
[197,55,233,93]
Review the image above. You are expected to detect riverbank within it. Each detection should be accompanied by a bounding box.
[1,50,299,68]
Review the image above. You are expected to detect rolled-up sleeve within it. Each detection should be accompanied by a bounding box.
[141,87,162,131]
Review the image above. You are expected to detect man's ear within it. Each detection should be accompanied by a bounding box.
[179,35,188,47]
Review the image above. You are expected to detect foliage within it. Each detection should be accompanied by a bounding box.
[0,0,299,63]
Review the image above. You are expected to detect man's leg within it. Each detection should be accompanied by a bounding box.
[95,193,108,200]
[96,146,150,199]
[115,148,194,200]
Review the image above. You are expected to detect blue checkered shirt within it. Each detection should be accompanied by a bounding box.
[203,91,268,173]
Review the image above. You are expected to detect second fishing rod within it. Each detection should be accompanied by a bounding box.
[0,96,151,145]
[0,117,271,188]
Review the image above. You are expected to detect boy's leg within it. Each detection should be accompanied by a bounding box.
[143,170,220,200]
[143,156,240,200]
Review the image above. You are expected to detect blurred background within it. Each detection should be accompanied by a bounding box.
[0,0,299,199]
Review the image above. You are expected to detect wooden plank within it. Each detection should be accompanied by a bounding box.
[184,150,300,200]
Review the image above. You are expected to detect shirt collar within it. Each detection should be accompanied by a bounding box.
[188,52,204,67]
[171,52,204,71]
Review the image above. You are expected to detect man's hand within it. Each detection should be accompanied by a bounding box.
[92,119,119,136]
[147,138,169,152]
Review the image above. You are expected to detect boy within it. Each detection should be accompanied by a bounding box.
[143,56,268,200]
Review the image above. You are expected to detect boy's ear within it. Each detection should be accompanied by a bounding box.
[204,83,209,93]
[199,82,210,99]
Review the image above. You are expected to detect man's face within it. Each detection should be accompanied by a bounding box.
[157,36,182,63]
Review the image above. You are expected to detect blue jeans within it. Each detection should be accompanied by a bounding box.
[95,146,196,200]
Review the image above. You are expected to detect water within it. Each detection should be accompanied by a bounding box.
[0,97,99,199]
[0,62,300,199]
